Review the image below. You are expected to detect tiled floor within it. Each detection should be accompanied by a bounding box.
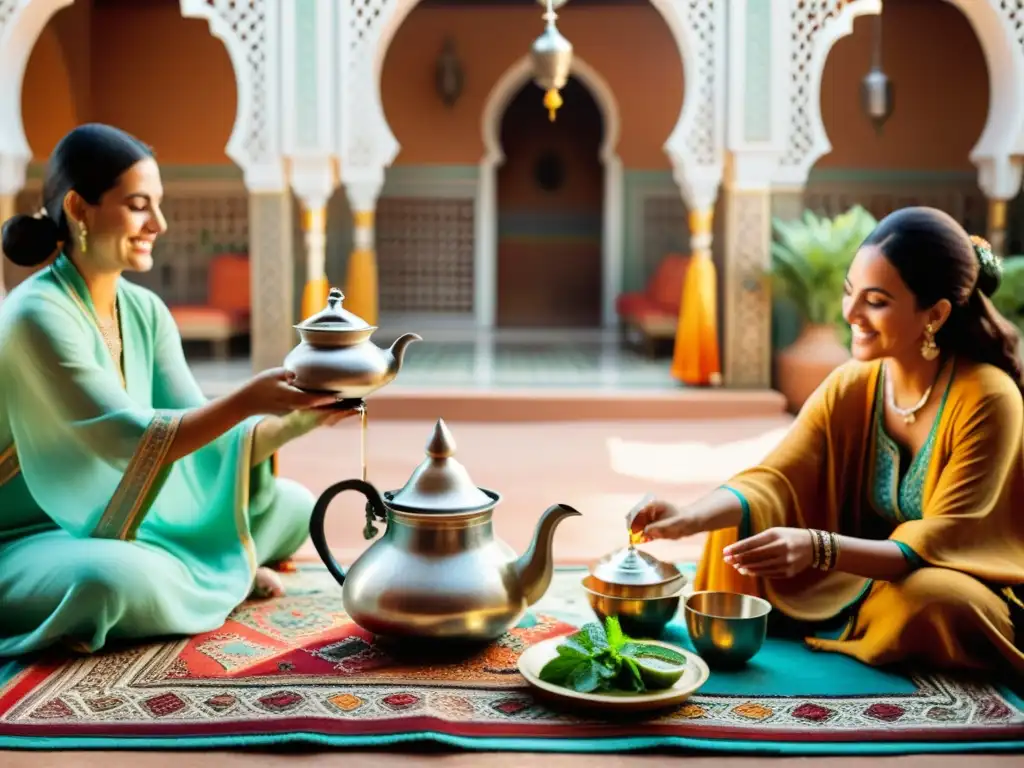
[188,328,678,396]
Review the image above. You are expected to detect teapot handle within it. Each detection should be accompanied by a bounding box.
[308,478,388,588]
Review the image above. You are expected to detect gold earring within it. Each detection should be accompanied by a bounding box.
[921,323,940,361]
[78,224,88,254]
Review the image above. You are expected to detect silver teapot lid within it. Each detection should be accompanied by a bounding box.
[590,546,681,588]
[295,288,373,332]
[385,419,497,514]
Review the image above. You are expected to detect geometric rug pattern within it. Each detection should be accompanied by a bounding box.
[2,565,1023,754]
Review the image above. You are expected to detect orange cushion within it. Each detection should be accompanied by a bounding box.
[208,253,250,313]
[648,253,690,311]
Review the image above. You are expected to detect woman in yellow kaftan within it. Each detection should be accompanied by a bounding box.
[632,207,1024,674]
[0,124,355,658]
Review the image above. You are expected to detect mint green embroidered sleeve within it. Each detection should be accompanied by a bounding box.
[151,300,209,410]
[147,297,286,489]
[2,294,183,540]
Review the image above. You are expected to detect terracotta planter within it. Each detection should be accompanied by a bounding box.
[773,323,850,414]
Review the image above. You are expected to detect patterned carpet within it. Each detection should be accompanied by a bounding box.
[1,564,1023,754]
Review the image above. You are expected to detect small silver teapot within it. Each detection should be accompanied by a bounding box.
[283,288,421,398]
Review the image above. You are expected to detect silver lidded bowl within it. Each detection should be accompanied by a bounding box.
[589,546,686,599]
[581,546,688,638]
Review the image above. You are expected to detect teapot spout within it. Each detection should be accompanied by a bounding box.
[386,333,423,379]
[514,503,582,606]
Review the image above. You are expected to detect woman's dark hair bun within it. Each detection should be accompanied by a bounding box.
[1,213,60,268]
[970,235,1002,297]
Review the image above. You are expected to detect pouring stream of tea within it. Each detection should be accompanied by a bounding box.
[360,403,368,482]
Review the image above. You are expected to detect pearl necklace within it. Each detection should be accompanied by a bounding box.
[885,362,941,425]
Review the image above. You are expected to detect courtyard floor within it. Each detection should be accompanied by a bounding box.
[186,327,679,397]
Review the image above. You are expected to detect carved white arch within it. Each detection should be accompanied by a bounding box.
[179,0,283,192]
[945,0,1024,199]
[475,54,622,328]
[368,0,720,209]
[0,0,75,194]
[340,0,725,327]
[773,0,883,187]
[774,0,1024,200]
[0,1,277,192]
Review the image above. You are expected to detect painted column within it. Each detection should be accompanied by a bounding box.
[656,0,728,386]
[721,177,773,389]
[975,156,1023,257]
[336,0,398,329]
[290,160,335,319]
[710,0,789,389]
[343,178,383,326]
[282,0,337,319]
[988,199,1008,257]
[0,192,11,298]
[0,153,29,299]
[181,0,296,371]
[248,183,296,374]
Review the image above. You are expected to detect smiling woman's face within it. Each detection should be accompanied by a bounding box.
[841,244,937,362]
[70,157,167,274]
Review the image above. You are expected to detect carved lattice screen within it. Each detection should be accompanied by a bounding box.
[375,197,475,314]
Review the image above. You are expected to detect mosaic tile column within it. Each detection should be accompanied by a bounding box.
[723,186,773,389]
[249,191,295,373]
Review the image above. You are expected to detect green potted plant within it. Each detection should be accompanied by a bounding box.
[769,204,878,412]
[990,254,1024,353]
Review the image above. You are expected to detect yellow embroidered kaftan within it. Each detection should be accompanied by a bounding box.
[696,359,1024,673]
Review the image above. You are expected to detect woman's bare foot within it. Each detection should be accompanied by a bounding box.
[250,566,286,599]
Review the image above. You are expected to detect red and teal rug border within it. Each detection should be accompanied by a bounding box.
[1,564,1023,755]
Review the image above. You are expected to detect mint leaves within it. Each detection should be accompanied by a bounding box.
[537,616,688,694]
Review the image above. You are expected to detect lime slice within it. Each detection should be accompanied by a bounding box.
[621,642,689,665]
[632,654,687,690]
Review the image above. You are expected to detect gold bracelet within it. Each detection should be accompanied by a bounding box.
[818,530,833,571]
[808,529,821,569]
[828,532,840,570]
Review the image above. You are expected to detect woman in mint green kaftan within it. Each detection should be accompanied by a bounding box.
[0,253,317,657]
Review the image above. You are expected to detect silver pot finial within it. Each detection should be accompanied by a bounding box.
[426,418,456,459]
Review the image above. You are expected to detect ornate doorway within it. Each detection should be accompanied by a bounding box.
[495,77,604,328]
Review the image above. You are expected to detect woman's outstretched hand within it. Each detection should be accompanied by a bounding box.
[629,499,702,541]
[238,367,339,416]
[723,527,815,578]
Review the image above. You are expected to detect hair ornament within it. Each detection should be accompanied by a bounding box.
[969,234,1002,280]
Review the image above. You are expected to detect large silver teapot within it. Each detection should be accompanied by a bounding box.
[308,419,582,643]
[283,287,421,398]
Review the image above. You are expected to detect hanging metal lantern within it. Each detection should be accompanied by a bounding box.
[860,14,893,134]
[531,0,573,121]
